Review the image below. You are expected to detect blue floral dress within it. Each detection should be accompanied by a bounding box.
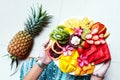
[20,58,91,80]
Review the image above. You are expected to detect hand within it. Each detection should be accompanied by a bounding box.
[38,43,52,65]
[93,60,111,78]
[42,49,52,65]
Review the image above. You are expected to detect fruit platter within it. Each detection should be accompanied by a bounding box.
[45,17,111,76]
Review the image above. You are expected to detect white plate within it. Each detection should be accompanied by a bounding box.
[53,17,104,75]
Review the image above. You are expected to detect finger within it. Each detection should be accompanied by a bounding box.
[98,60,111,74]
[102,60,111,69]
[43,39,50,48]
[39,45,47,58]
[98,60,111,69]
[93,60,111,75]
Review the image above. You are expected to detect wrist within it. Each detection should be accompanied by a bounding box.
[41,59,51,65]
[91,74,104,80]
[92,74,104,79]
[36,59,47,69]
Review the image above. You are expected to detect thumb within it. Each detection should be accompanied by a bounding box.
[94,60,111,77]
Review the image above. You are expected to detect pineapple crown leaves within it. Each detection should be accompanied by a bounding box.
[3,54,19,69]
[10,55,18,69]
[10,55,19,76]
[24,5,52,38]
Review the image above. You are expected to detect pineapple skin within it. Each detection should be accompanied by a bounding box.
[8,30,33,59]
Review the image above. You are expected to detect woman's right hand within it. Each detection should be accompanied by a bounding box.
[91,60,111,80]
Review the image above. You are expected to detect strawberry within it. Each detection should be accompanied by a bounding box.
[99,39,106,44]
[85,34,92,39]
[86,40,94,44]
[77,47,84,55]
[94,40,100,45]
[81,41,90,48]
[99,34,104,38]
[92,35,99,41]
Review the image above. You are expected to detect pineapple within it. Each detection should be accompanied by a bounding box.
[7,5,52,68]
[8,31,32,59]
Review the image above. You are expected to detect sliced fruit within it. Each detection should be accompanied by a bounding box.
[72,50,79,59]
[80,17,94,28]
[82,17,89,24]
[45,40,62,59]
[81,41,90,48]
[59,50,79,73]
[83,64,92,71]
[59,60,68,72]
[85,34,92,39]
[87,43,111,65]
[58,40,68,45]
[51,41,63,54]
[88,46,105,63]
[53,32,64,40]
[86,65,95,74]
[56,25,65,31]
[77,47,84,55]
[63,18,80,29]
[94,40,100,45]
[98,27,106,34]
[83,45,97,57]
[91,28,98,35]
[74,64,95,76]
[92,35,99,41]
[46,48,61,59]
[86,40,94,44]
[69,35,81,47]
[94,43,111,65]
[104,32,110,39]
[99,39,106,44]
[64,27,74,34]
[80,70,85,76]
[66,65,76,73]
[49,25,70,44]
[81,27,91,40]
[91,22,106,34]
[74,67,82,75]
[99,34,104,38]
[44,40,53,50]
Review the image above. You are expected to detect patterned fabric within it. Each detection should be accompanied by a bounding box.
[20,58,91,80]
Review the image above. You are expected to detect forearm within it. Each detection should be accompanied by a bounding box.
[23,63,43,80]
[23,54,52,80]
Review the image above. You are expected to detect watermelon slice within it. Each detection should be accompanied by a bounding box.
[83,45,97,56]
[82,43,111,65]
[94,43,111,65]
[86,43,111,64]
[88,45,106,63]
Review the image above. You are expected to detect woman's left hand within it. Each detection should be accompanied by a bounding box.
[92,60,111,79]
